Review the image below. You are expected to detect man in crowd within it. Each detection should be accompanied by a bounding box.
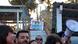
[16,30,30,44]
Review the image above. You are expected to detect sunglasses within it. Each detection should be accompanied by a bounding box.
[36,38,42,41]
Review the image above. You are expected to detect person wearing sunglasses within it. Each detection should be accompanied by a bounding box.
[35,35,43,44]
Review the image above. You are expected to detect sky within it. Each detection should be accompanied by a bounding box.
[0,0,65,6]
[0,0,11,6]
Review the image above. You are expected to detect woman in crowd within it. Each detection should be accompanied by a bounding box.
[0,25,15,44]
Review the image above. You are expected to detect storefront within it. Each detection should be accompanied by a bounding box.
[0,5,28,32]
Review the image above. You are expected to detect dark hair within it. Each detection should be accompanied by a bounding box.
[0,25,14,44]
[57,31,64,37]
[16,30,29,38]
[45,34,62,44]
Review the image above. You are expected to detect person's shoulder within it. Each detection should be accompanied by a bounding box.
[57,31,64,37]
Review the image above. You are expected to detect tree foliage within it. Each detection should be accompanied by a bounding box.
[9,0,37,10]
[40,10,52,34]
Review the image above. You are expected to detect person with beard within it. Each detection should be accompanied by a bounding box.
[16,30,30,44]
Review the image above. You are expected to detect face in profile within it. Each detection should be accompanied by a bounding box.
[6,32,15,44]
[17,33,29,44]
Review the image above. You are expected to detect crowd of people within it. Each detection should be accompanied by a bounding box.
[0,25,71,44]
